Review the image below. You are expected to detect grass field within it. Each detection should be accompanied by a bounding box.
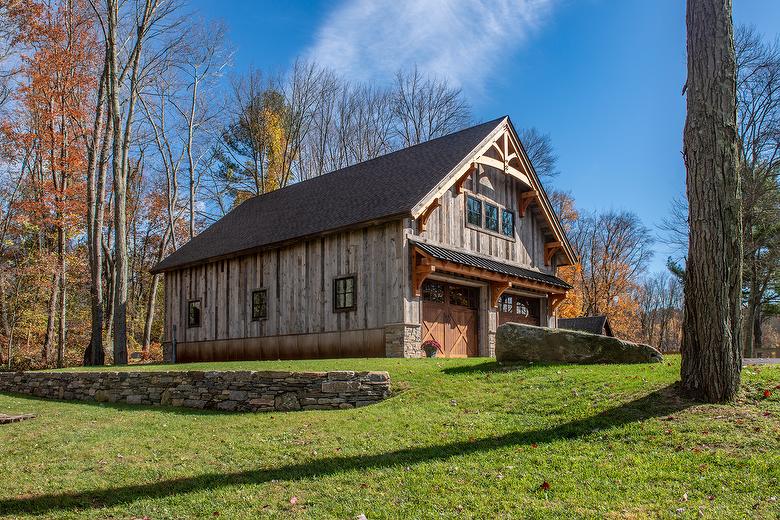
[1,356,779,519]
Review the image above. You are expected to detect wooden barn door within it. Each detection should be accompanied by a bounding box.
[421,280,479,357]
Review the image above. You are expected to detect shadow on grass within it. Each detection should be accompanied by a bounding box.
[0,392,247,417]
[0,383,693,516]
[441,360,567,375]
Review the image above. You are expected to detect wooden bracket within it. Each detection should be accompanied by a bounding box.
[412,252,435,297]
[544,241,562,266]
[519,191,537,218]
[454,163,477,194]
[549,292,567,312]
[417,198,441,233]
[490,281,512,308]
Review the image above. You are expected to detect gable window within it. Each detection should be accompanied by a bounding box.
[187,300,201,328]
[333,276,356,311]
[502,209,515,237]
[466,196,482,227]
[485,203,499,232]
[251,289,267,320]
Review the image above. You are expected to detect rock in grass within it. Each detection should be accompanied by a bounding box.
[496,323,663,364]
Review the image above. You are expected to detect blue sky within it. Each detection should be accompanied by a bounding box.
[190,0,779,272]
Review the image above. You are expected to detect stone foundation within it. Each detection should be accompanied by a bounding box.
[0,370,391,412]
[384,323,421,357]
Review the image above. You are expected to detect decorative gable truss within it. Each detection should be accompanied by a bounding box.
[411,117,577,268]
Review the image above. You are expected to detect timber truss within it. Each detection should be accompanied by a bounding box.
[412,119,576,267]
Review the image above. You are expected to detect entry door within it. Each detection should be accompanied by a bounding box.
[498,293,541,326]
[421,280,479,357]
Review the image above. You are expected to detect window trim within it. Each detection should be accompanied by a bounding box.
[333,275,357,312]
[501,208,515,238]
[251,288,268,321]
[466,195,482,227]
[463,190,516,242]
[187,299,201,328]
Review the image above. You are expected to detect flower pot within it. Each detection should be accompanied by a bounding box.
[423,345,438,358]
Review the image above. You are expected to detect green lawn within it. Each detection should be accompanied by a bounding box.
[1,356,779,519]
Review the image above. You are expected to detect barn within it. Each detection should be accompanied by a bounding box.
[152,116,577,361]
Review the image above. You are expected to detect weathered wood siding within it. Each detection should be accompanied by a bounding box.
[163,221,406,355]
[414,161,552,273]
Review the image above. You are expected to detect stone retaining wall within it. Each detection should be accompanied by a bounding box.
[0,370,391,412]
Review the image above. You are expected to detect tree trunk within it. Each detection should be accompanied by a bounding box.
[85,66,109,366]
[56,223,66,368]
[42,271,60,366]
[681,0,743,402]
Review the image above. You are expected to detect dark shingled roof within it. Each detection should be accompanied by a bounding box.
[411,241,572,290]
[152,117,506,273]
[558,316,613,336]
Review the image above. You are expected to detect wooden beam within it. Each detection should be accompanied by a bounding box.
[454,163,477,194]
[411,249,566,295]
[490,142,504,160]
[411,250,435,297]
[549,292,567,312]
[544,241,563,266]
[475,155,505,172]
[519,191,537,218]
[491,281,511,308]
[417,198,441,233]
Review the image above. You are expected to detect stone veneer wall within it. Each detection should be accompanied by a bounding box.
[0,370,391,412]
[384,323,422,358]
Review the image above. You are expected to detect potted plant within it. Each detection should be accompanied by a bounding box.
[421,339,442,358]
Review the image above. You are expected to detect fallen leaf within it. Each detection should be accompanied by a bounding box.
[531,443,538,448]
[540,481,551,491]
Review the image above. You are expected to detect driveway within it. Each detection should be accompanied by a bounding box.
[744,358,780,365]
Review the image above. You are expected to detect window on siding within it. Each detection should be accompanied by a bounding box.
[499,294,514,313]
[251,289,267,320]
[187,300,201,328]
[502,209,515,237]
[466,196,482,227]
[334,276,356,311]
[485,203,499,232]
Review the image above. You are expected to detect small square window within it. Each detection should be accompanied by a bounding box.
[187,300,201,328]
[485,203,499,232]
[334,276,356,311]
[466,196,482,227]
[502,209,514,237]
[251,289,267,320]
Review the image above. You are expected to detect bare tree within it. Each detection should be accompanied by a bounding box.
[681,0,742,402]
[99,0,183,364]
[519,127,558,179]
[735,26,780,357]
[391,66,471,147]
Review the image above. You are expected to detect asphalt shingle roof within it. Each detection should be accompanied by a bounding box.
[411,240,572,290]
[152,117,505,273]
[558,316,611,335]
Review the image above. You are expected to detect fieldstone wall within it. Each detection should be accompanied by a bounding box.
[384,323,422,358]
[0,370,391,412]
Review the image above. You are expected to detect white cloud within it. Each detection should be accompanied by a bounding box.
[306,0,554,93]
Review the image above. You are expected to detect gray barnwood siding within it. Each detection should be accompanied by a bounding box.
[164,221,406,357]
[415,162,552,273]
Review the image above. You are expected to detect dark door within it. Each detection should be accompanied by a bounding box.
[498,294,541,326]
[421,280,479,357]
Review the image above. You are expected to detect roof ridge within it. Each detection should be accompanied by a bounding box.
[234,117,507,203]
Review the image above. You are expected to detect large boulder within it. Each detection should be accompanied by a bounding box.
[496,322,663,364]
